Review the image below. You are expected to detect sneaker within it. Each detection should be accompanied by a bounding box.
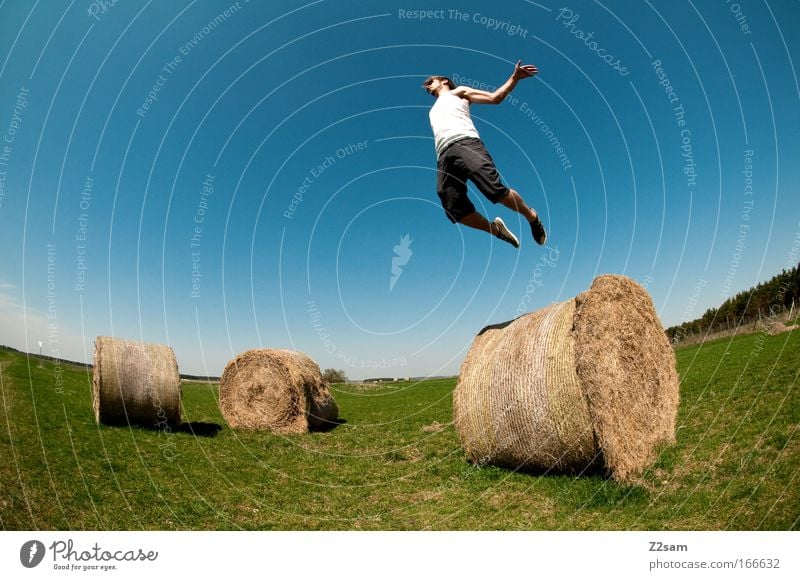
[530,215,547,245]
[492,217,519,248]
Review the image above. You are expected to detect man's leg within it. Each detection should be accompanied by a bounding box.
[499,188,538,222]
[458,211,492,233]
[459,212,519,248]
[455,138,548,245]
[499,188,548,245]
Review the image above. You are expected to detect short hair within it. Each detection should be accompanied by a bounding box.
[422,75,455,92]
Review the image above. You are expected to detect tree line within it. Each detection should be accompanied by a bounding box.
[666,263,800,342]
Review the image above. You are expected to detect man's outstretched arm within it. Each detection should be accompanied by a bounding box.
[453,60,538,104]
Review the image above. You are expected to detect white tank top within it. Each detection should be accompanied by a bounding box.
[428,90,480,158]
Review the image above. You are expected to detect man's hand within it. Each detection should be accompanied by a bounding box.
[512,60,539,80]
[455,60,539,105]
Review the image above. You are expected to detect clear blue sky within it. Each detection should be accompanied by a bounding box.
[0,0,798,379]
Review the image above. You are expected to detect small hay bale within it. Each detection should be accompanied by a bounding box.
[92,336,182,429]
[219,349,338,433]
[767,321,797,335]
[767,322,786,335]
[453,274,679,482]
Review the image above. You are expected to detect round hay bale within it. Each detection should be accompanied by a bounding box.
[92,336,182,429]
[453,274,679,482]
[219,349,338,433]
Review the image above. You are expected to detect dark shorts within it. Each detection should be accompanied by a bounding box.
[436,137,510,224]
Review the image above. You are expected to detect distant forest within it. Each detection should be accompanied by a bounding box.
[666,263,800,341]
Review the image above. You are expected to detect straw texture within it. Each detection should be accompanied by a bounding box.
[219,349,338,433]
[454,275,679,482]
[92,336,182,428]
[573,275,680,481]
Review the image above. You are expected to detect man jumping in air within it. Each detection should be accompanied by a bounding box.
[423,60,547,248]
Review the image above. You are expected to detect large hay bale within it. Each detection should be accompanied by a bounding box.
[453,275,679,482]
[219,349,338,433]
[93,336,182,429]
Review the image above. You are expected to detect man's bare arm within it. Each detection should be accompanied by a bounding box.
[453,60,538,104]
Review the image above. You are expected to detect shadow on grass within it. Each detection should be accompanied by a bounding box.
[176,421,223,437]
[312,417,347,433]
[513,463,608,480]
[467,454,608,480]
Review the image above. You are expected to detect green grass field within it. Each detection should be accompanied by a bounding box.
[1,328,798,530]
